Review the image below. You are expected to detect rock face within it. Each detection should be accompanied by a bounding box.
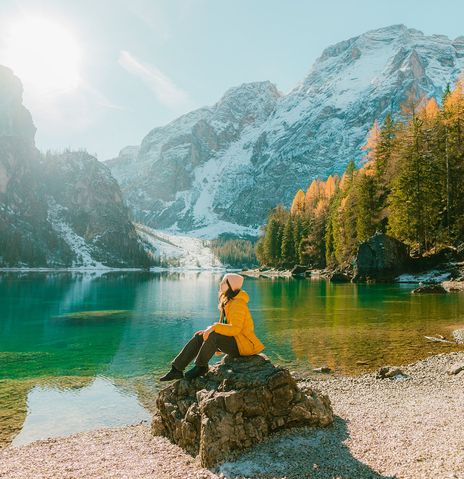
[43,151,151,267]
[107,24,464,237]
[353,232,410,281]
[0,65,152,267]
[152,354,333,467]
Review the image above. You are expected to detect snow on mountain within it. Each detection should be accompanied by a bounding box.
[107,24,464,239]
[135,223,224,270]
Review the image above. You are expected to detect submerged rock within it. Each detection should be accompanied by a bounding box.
[412,284,448,294]
[152,354,333,468]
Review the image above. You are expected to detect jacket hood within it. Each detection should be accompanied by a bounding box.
[234,289,249,303]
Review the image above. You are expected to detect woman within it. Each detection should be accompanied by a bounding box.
[160,273,265,381]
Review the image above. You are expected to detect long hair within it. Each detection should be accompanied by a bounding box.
[217,277,240,322]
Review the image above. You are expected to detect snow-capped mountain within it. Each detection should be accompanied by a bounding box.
[0,65,152,268]
[107,24,464,238]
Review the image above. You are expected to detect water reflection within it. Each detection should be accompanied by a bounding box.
[12,376,150,446]
[0,271,463,447]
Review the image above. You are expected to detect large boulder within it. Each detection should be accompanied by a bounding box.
[152,354,333,468]
[353,232,410,282]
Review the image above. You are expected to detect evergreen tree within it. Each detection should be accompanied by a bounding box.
[263,217,280,265]
[281,215,296,265]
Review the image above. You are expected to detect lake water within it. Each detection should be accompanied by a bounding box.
[1,270,463,447]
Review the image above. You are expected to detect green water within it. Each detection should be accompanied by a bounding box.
[1,271,463,447]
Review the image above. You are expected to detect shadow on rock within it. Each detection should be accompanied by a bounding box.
[216,415,398,479]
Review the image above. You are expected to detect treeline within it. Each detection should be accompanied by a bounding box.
[210,236,258,268]
[256,77,464,269]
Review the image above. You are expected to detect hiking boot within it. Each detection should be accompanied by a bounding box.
[160,365,184,381]
[184,364,209,380]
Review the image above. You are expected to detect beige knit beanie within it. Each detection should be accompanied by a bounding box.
[222,273,244,291]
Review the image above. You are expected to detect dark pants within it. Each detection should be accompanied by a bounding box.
[172,331,240,369]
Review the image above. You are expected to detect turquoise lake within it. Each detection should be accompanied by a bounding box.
[1,270,463,447]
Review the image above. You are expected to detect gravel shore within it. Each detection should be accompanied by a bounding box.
[1,351,463,479]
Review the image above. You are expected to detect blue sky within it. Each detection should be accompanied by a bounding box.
[0,0,463,160]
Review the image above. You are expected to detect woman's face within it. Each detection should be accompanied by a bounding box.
[219,279,228,293]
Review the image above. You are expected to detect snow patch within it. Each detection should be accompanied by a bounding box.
[47,199,107,269]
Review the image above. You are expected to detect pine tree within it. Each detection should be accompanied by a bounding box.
[281,215,296,265]
[263,217,280,265]
[292,214,304,264]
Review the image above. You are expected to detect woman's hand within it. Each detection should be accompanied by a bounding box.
[202,325,214,341]
[195,330,204,335]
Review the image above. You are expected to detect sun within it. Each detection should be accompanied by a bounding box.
[2,16,81,94]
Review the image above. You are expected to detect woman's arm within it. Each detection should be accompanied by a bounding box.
[212,301,246,336]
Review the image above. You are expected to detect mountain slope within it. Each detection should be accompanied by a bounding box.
[107,24,464,238]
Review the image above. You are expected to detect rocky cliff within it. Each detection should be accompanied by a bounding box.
[0,65,152,268]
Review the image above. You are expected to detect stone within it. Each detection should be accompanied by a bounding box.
[329,271,351,282]
[152,354,333,468]
[376,366,408,379]
[353,232,411,282]
[313,366,332,373]
[447,364,464,375]
[424,335,455,344]
[412,284,448,294]
[291,265,308,277]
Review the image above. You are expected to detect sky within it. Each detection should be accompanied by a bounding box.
[0,0,463,161]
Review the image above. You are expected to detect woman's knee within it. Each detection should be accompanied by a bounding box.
[192,332,204,342]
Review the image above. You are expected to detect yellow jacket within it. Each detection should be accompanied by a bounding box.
[212,290,265,356]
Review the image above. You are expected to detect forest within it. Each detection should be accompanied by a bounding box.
[255,77,464,270]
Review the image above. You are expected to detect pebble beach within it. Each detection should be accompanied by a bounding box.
[1,351,463,479]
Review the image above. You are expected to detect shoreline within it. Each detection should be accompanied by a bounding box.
[1,350,463,479]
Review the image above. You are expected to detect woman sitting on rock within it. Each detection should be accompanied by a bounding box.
[160,273,265,381]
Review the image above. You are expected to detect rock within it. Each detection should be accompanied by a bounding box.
[329,271,351,282]
[412,284,448,294]
[411,246,463,271]
[152,354,333,468]
[424,335,455,344]
[376,366,409,379]
[443,281,464,292]
[452,329,464,344]
[447,364,464,375]
[313,366,332,373]
[353,232,411,282]
[291,265,308,277]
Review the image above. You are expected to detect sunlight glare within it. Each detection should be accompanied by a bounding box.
[2,16,81,94]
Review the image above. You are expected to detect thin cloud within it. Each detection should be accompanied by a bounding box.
[118,50,190,109]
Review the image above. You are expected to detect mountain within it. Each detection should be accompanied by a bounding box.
[107,24,464,238]
[0,65,152,268]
